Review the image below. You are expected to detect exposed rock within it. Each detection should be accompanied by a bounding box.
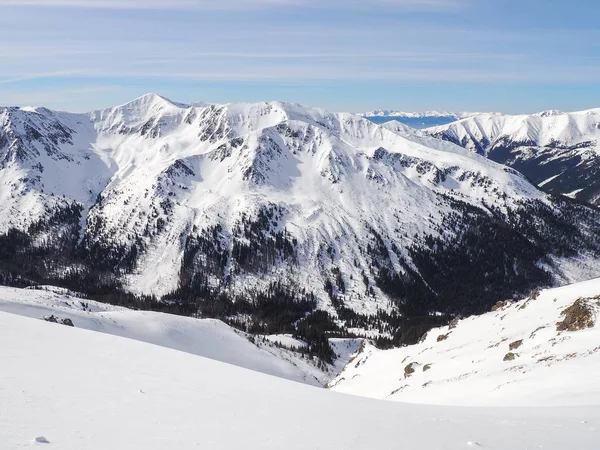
[404,362,419,378]
[437,333,450,342]
[43,315,74,327]
[491,300,511,312]
[556,299,596,332]
[537,356,554,363]
[529,326,546,339]
[509,339,523,350]
[448,317,461,330]
[423,364,432,372]
[503,352,518,361]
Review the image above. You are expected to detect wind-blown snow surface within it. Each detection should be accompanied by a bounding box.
[330,277,600,406]
[2,310,599,449]
[0,285,359,386]
[426,109,600,205]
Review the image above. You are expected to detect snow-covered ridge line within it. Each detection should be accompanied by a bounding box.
[330,277,600,406]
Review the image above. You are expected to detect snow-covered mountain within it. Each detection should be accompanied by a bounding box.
[360,110,482,127]
[2,94,600,341]
[0,285,360,386]
[3,308,598,449]
[330,277,600,406]
[426,109,600,205]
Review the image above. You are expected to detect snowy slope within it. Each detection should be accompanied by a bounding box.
[2,310,599,450]
[426,109,600,205]
[330,277,600,406]
[2,94,600,326]
[0,285,358,386]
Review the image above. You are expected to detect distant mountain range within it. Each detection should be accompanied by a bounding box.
[360,110,484,128]
[425,109,600,205]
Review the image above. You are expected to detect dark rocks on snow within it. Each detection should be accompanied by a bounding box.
[43,315,74,327]
[556,298,596,332]
[509,339,523,350]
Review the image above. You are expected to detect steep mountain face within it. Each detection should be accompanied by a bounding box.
[425,109,600,205]
[330,277,600,406]
[2,94,600,342]
[360,110,480,127]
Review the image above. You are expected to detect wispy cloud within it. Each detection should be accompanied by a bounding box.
[0,71,91,84]
[0,0,598,112]
[0,0,467,9]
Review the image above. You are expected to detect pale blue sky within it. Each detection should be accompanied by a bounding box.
[1,0,599,113]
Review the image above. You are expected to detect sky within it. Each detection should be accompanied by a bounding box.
[0,0,599,113]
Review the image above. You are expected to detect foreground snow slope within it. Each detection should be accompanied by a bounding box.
[0,286,357,386]
[2,311,599,450]
[330,277,600,406]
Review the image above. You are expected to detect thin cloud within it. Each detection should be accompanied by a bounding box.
[0,70,90,84]
[0,0,466,10]
[3,65,599,84]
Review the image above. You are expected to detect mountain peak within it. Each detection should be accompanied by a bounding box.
[119,93,189,110]
[534,109,565,117]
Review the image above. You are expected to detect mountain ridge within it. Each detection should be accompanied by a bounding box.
[2,95,600,345]
[425,108,600,205]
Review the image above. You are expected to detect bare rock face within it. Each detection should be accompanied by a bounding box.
[437,333,450,342]
[556,298,597,332]
[509,339,523,350]
[404,362,419,378]
[503,352,517,362]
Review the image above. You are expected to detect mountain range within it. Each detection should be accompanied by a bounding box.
[360,110,482,127]
[2,94,600,348]
[425,109,600,206]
